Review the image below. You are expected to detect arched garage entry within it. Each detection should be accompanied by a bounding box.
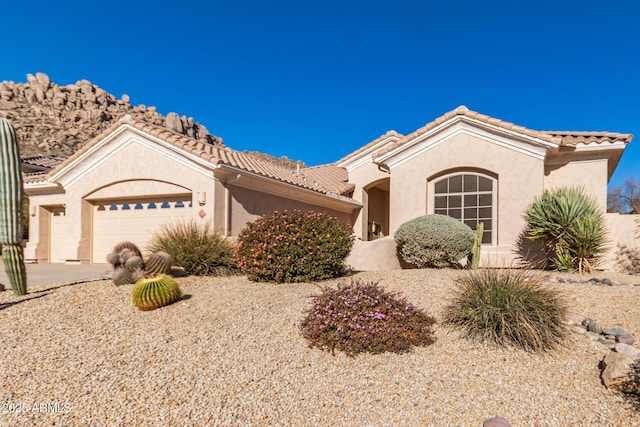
[85,179,195,262]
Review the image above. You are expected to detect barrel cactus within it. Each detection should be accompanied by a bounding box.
[131,274,183,311]
[107,241,174,285]
[107,241,145,285]
[0,118,27,295]
[113,267,135,287]
[145,251,172,275]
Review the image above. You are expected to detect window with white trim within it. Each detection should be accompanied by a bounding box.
[433,173,494,244]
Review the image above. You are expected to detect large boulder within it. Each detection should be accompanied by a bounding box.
[601,351,640,394]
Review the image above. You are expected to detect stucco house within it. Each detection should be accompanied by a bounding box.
[23,106,635,268]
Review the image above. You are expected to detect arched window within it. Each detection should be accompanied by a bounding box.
[433,173,494,244]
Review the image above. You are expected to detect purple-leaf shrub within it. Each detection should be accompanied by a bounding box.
[300,279,436,357]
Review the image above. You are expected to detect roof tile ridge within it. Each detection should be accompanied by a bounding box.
[335,129,404,164]
[542,130,632,136]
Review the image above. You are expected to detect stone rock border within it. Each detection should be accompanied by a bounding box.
[563,312,640,394]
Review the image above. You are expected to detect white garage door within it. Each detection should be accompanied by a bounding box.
[92,197,194,262]
[50,206,67,263]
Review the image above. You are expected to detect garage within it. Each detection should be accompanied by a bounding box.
[92,196,194,262]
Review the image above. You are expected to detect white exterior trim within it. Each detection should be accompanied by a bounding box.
[48,125,215,188]
[375,117,557,169]
[337,133,401,171]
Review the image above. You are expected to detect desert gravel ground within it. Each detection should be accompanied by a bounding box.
[1,269,640,426]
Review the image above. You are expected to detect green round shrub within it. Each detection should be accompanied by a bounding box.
[394,214,474,268]
[442,269,569,352]
[235,210,353,283]
[300,279,436,357]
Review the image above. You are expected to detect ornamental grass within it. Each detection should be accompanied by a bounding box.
[442,268,569,352]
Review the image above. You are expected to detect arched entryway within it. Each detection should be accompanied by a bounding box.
[363,178,390,241]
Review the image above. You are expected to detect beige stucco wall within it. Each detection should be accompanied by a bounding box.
[228,184,357,236]
[544,155,609,209]
[388,132,545,263]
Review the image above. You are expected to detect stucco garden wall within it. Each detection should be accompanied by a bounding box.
[603,213,640,271]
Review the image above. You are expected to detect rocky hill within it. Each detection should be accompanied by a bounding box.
[0,72,222,157]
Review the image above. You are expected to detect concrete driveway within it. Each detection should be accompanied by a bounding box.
[0,259,110,290]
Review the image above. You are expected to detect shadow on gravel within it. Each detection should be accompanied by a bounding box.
[0,278,109,311]
[0,292,52,311]
[622,394,640,413]
[621,364,640,412]
[28,278,109,295]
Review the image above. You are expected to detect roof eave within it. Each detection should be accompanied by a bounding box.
[215,164,362,212]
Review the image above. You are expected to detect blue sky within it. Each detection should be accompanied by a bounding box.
[1,0,638,189]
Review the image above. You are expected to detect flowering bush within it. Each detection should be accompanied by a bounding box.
[235,210,354,283]
[300,279,437,357]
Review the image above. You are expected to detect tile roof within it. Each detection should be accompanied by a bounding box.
[25,115,353,197]
[21,154,67,169]
[336,130,403,165]
[373,106,563,159]
[541,131,633,147]
[339,106,633,162]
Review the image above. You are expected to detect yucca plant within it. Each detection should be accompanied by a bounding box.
[524,186,606,273]
[442,268,569,352]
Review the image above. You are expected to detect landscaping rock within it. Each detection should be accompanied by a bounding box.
[598,338,617,350]
[562,313,583,326]
[483,416,512,427]
[581,318,592,328]
[0,283,5,292]
[585,331,601,341]
[568,325,586,335]
[617,335,636,346]
[602,278,613,286]
[602,328,628,338]
[614,343,640,361]
[587,321,602,334]
[601,352,634,390]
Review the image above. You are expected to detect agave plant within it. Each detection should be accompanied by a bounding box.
[524,187,606,273]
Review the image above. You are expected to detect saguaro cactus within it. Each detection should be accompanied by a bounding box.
[0,118,27,295]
